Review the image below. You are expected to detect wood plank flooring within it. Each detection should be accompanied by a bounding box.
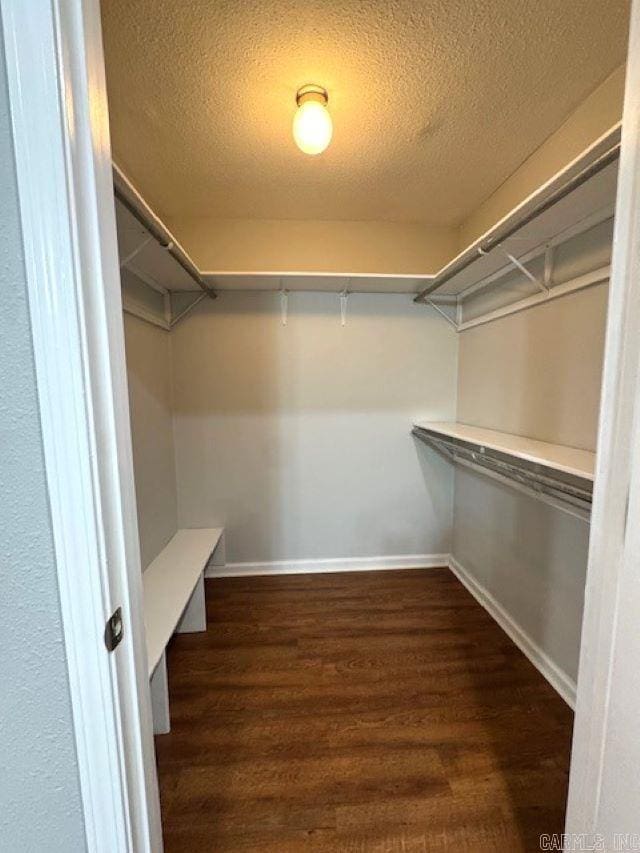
[155,568,573,852]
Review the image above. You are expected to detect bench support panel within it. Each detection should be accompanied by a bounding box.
[176,572,206,634]
[150,651,171,735]
[204,530,226,578]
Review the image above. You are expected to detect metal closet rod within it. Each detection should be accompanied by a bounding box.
[414,142,621,303]
[426,434,591,502]
[412,428,592,519]
[112,168,217,300]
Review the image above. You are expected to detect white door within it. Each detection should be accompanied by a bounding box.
[1,1,161,850]
[565,0,640,846]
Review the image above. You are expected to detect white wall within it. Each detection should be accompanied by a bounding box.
[452,468,591,685]
[124,312,178,569]
[170,291,457,565]
[448,69,618,697]
[457,285,608,450]
[452,284,608,690]
[176,218,457,276]
[0,24,86,849]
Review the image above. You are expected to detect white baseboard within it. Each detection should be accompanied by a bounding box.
[448,555,577,709]
[206,553,448,579]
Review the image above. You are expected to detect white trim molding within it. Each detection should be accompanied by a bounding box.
[1,1,161,850]
[207,553,449,578]
[2,4,128,848]
[448,556,577,708]
[566,0,640,839]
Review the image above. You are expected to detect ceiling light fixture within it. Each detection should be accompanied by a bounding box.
[292,84,332,155]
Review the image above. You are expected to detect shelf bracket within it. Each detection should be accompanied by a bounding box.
[340,288,349,326]
[169,292,207,328]
[120,235,152,269]
[280,284,288,326]
[544,245,555,291]
[427,298,459,331]
[123,262,169,296]
[502,248,548,293]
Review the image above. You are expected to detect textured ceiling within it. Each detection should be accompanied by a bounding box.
[101,0,629,227]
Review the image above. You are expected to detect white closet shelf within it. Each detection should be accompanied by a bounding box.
[114,164,217,298]
[200,271,435,295]
[113,162,442,332]
[414,123,621,331]
[413,421,594,520]
[113,166,435,298]
[413,422,594,480]
[115,121,619,323]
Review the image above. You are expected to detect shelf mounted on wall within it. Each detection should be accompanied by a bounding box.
[413,422,594,521]
[415,124,621,333]
[113,164,217,331]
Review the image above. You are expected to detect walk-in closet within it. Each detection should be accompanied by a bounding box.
[98,1,630,849]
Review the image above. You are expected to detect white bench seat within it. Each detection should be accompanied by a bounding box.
[143,527,224,733]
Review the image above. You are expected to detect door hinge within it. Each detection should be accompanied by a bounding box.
[104,606,124,652]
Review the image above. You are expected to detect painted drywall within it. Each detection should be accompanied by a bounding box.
[459,66,626,247]
[0,27,86,851]
[452,466,590,683]
[124,312,178,568]
[170,291,457,564]
[457,284,609,451]
[171,218,457,276]
[452,284,609,687]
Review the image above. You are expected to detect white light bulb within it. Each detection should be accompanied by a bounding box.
[293,88,333,155]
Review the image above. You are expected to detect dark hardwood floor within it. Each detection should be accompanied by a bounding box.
[155,568,573,852]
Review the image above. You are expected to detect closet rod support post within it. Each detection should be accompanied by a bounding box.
[340,289,349,326]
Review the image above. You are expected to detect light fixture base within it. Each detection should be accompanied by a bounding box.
[296,84,328,107]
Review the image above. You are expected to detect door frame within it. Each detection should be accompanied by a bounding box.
[1,1,161,850]
[565,0,640,843]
